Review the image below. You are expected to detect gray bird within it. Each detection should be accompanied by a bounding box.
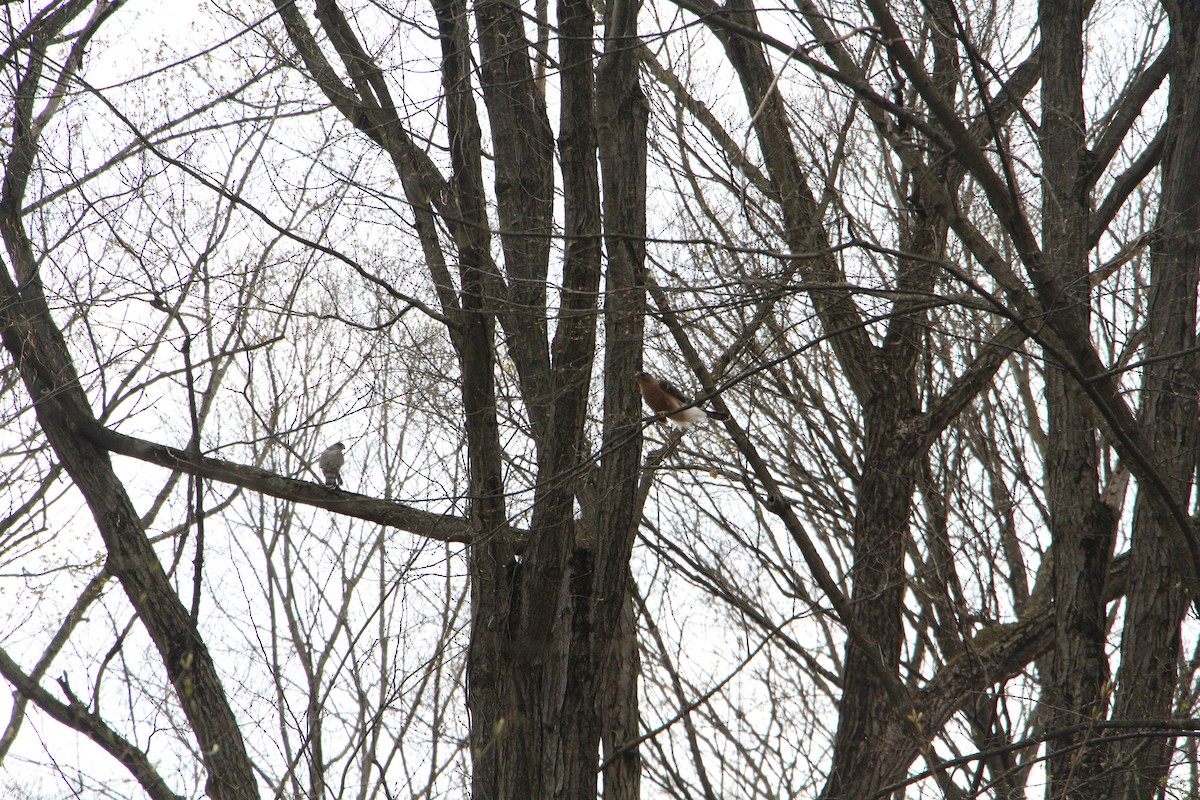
[318,442,345,487]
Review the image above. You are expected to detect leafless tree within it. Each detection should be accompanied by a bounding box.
[2,0,1199,799]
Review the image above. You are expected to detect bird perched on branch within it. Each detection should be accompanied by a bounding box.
[317,442,345,487]
[635,371,731,428]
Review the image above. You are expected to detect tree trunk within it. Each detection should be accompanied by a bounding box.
[1105,3,1200,797]
[1038,2,1116,797]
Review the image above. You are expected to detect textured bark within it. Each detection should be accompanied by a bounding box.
[580,0,650,794]
[474,0,557,437]
[824,211,942,798]
[556,0,612,793]
[1104,4,1200,797]
[591,0,649,633]
[1038,3,1117,798]
[486,0,606,787]
[427,2,515,798]
[599,589,641,800]
[822,399,923,800]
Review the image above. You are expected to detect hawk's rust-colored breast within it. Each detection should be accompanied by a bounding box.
[634,371,731,427]
[636,372,687,414]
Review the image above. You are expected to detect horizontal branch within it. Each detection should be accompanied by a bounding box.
[82,424,480,545]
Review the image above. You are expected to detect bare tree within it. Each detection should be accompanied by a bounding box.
[2,0,1200,799]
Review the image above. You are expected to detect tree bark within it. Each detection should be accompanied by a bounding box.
[579,0,650,795]
[599,588,641,800]
[1105,3,1200,797]
[427,2,518,798]
[1038,3,1117,798]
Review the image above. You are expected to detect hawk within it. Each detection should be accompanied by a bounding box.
[635,371,731,428]
[318,442,345,487]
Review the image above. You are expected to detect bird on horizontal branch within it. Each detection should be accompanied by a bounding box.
[317,442,346,488]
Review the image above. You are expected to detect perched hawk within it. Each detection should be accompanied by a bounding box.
[318,442,345,487]
[635,372,731,428]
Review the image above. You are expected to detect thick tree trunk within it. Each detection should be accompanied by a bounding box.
[599,589,642,800]
[1038,3,1116,797]
[822,397,922,799]
[474,0,557,436]
[428,2,517,798]
[1105,4,1200,797]
[580,0,650,794]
